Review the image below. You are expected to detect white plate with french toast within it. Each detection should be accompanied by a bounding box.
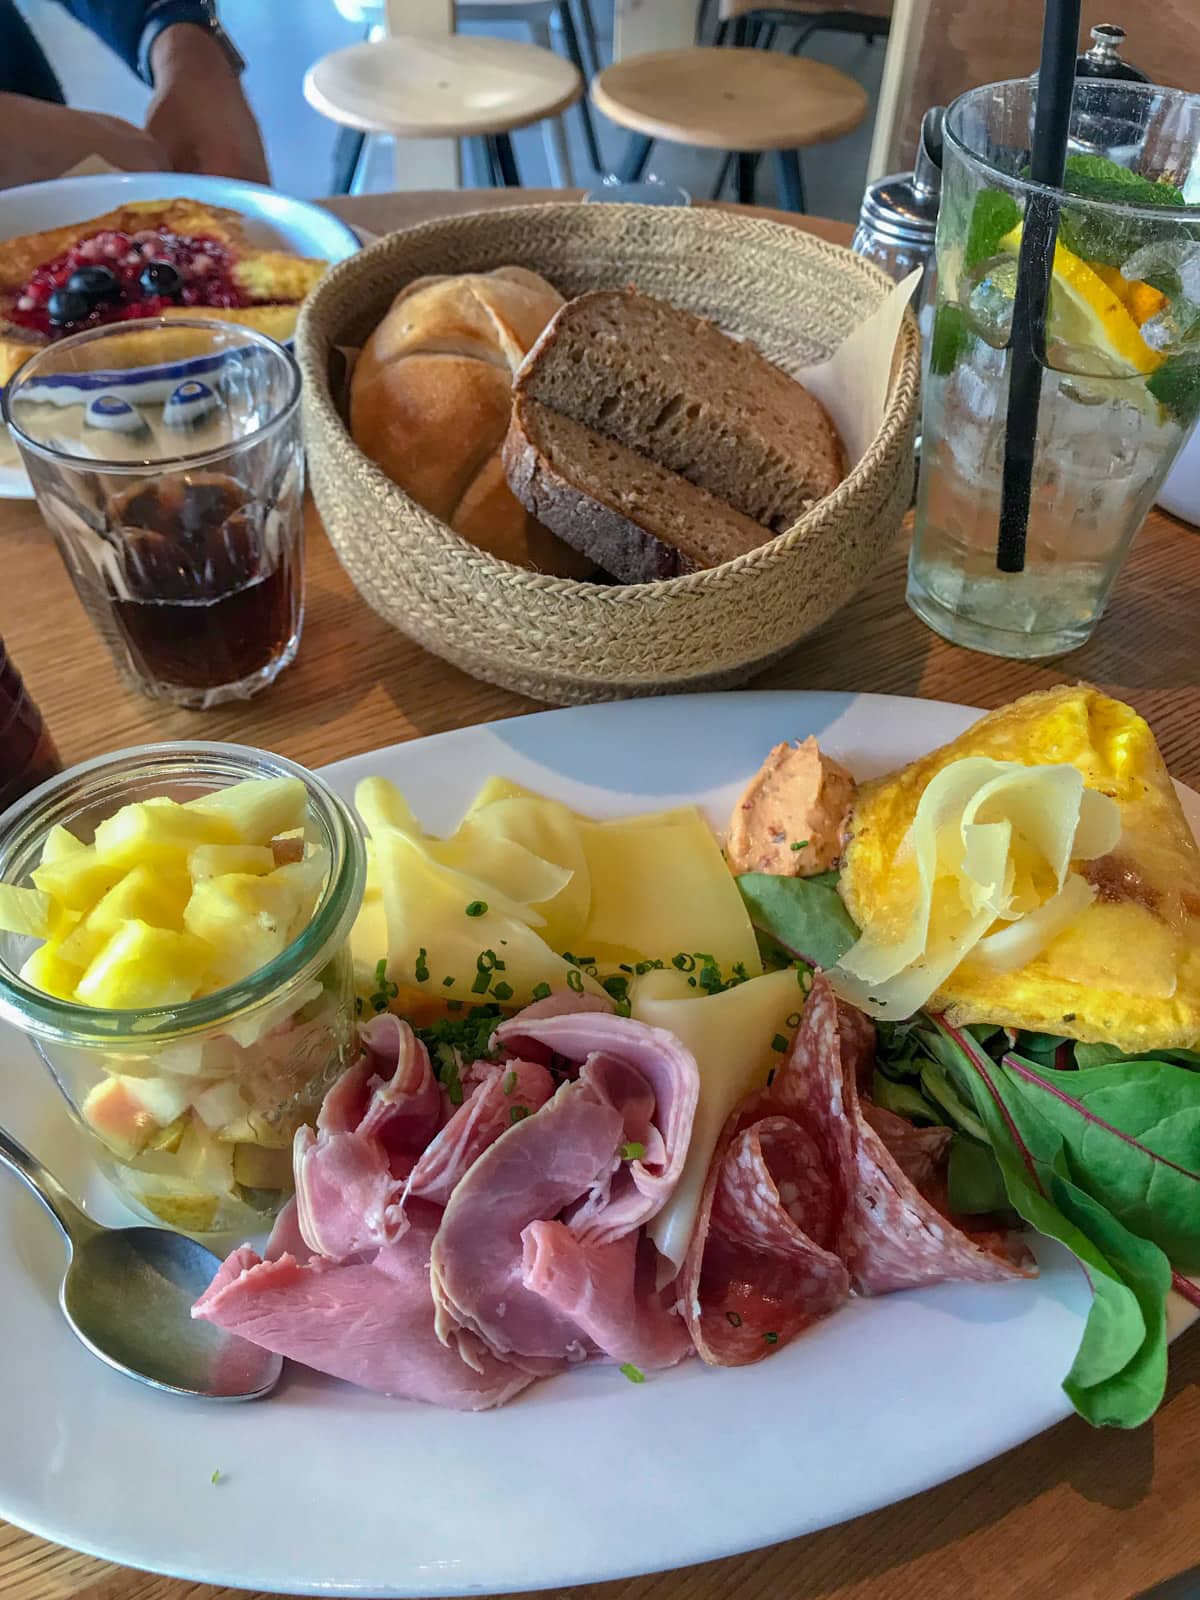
[0,173,358,498]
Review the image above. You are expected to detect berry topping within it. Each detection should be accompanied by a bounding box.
[139,260,183,299]
[66,265,121,304]
[8,227,249,338]
[47,288,90,327]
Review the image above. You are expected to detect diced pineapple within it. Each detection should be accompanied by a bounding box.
[139,1191,219,1232]
[40,823,84,866]
[184,857,323,987]
[93,799,237,871]
[191,1078,250,1131]
[0,884,61,939]
[89,864,192,935]
[32,845,123,912]
[188,843,276,881]
[75,920,211,1009]
[82,1073,194,1159]
[187,777,308,847]
[55,917,107,970]
[215,1111,299,1149]
[20,940,85,1000]
[232,1142,293,1189]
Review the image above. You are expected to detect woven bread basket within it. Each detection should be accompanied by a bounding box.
[297,203,919,705]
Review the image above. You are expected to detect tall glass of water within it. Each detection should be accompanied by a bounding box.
[908,78,1200,659]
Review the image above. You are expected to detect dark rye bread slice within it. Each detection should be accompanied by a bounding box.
[513,288,844,534]
[503,393,770,583]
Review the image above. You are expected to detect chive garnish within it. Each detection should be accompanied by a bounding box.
[771,1033,788,1054]
[414,947,430,983]
[492,980,514,1002]
[620,1141,645,1161]
[566,969,583,993]
[466,901,487,917]
[619,1362,645,1384]
[509,1105,530,1125]
[531,981,552,1000]
[763,1331,779,1345]
[502,1069,517,1096]
[442,975,455,988]
[725,1311,743,1328]
[790,839,809,852]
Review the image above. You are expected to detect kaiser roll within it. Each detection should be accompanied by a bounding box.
[349,265,593,577]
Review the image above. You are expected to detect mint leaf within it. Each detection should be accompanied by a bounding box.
[1146,357,1200,426]
[1058,155,1193,268]
[929,303,968,376]
[1062,154,1185,210]
[737,871,859,971]
[964,188,1022,271]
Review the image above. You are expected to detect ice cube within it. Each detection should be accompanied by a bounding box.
[962,255,1018,349]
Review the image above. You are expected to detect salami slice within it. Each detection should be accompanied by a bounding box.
[784,975,1035,1294]
[680,1111,849,1365]
[683,974,1034,1366]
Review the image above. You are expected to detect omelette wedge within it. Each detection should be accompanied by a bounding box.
[838,685,1200,1051]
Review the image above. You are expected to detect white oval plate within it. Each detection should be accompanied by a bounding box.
[0,692,1194,1596]
[0,171,359,499]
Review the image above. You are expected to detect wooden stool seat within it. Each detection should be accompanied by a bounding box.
[592,46,867,151]
[305,34,582,139]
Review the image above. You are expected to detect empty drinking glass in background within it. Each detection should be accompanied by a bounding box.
[3,318,305,708]
[908,78,1200,659]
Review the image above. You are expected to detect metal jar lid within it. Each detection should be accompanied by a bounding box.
[856,106,943,249]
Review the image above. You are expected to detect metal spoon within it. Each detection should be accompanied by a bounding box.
[0,1125,282,1401]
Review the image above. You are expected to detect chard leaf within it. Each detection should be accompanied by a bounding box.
[999,1053,1200,1272]
[872,1072,943,1125]
[935,1019,1171,1427]
[947,1135,1010,1214]
[737,872,859,971]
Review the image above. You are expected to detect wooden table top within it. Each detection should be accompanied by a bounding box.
[2,191,1198,1600]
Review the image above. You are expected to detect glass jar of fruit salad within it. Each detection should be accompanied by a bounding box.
[0,742,365,1234]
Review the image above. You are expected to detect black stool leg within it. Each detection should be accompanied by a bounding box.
[557,3,604,173]
[710,150,734,200]
[330,126,366,194]
[574,0,603,78]
[735,151,758,205]
[773,148,806,212]
[488,132,522,187]
[618,133,654,182]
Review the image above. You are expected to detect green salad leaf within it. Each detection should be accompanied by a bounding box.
[933,1019,1177,1427]
[947,1134,1011,1215]
[736,871,859,972]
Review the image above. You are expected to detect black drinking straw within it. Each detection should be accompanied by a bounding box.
[996,0,1082,573]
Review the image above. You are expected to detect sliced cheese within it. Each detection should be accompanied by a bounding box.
[579,808,761,977]
[632,968,803,1273]
[833,758,1121,1020]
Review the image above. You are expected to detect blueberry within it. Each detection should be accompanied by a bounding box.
[66,265,120,304]
[139,260,182,299]
[47,288,90,326]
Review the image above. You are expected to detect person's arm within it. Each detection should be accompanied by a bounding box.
[0,93,165,188]
[48,0,270,184]
[145,20,270,184]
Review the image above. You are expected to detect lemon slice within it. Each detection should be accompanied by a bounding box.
[999,223,1163,377]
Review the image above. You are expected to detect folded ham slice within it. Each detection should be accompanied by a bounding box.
[494,1011,699,1245]
[194,1201,533,1411]
[682,974,1033,1366]
[433,1015,699,1369]
[293,1014,442,1260]
[406,1059,555,1208]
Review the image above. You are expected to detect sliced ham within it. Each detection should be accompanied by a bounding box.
[432,1018,698,1366]
[193,1203,532,1411]
[523,1226,692,1371]
[406,1059,555,1207]
[493,1011,699,1244]
[293,1015,441,1260]
[432,1071,627,1362]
